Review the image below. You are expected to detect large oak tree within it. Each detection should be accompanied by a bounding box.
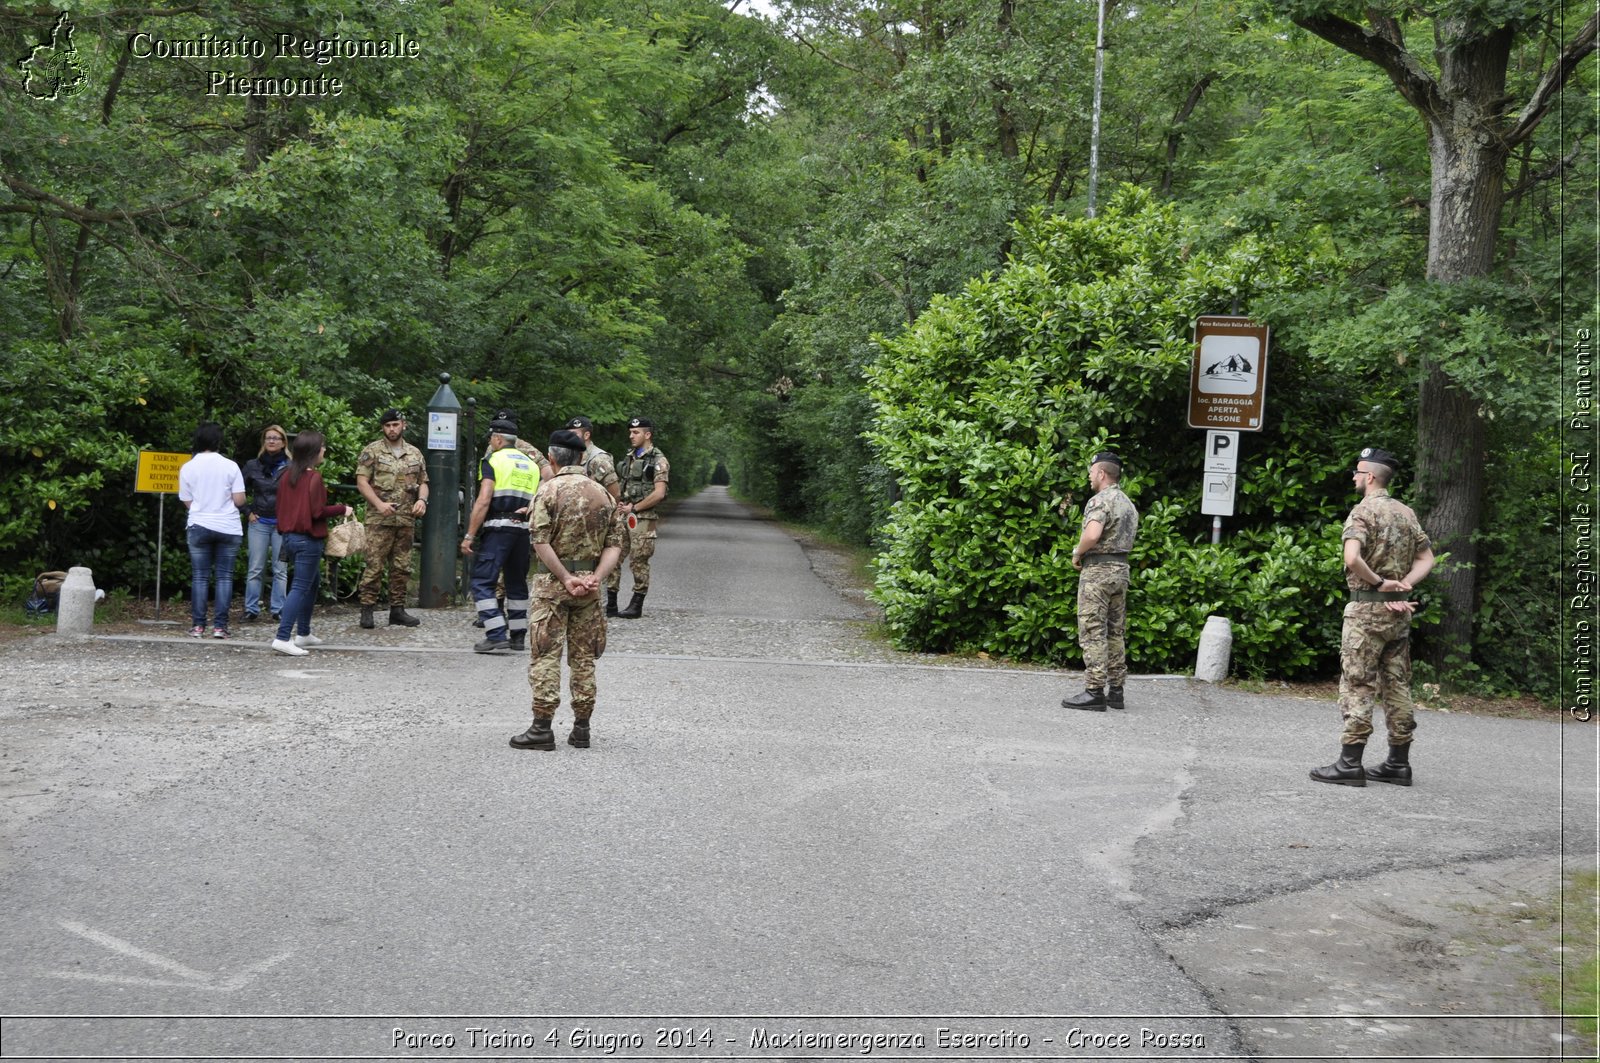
[1282,1,1597,664]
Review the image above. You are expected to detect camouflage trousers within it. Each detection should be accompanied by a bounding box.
[528,578,608,720]
[358,522,414,606]
[605,517,658,593]
[1077,562,1129,690]
[1338,602,1417,747]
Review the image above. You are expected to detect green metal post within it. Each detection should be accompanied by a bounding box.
[419,373,461,607]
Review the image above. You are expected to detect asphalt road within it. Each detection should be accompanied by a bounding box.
[0,486,1593,1062]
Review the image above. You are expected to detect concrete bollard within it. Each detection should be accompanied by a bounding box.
[1195,614,1233,682]
[55,566,98,636]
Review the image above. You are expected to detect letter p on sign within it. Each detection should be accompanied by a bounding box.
[1204,431,1238,474]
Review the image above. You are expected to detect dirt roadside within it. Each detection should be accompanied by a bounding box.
[1161,856,1594,1061]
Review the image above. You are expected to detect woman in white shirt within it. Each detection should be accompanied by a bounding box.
[177,421,246,639]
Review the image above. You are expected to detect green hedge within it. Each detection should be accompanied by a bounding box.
[866,187,1385,677]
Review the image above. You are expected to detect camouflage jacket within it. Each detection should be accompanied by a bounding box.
[532,467,624,597]
[356,438,427,527]
[1342,490,1429,589]
[583,443,619,491]
[1083,483,1139,557]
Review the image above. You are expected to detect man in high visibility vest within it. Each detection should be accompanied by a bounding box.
[460,419,540,653]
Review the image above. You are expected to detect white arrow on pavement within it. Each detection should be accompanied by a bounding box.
[45,920,292,991]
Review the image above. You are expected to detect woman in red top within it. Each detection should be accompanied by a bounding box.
[271,431,353,656]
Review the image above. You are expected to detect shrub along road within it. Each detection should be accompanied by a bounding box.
[0,487,1592,1060]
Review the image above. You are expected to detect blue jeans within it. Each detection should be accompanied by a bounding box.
[245,519,286,617]
[187,525,243,630]
[470,527,530,642]
[275,533,324,642]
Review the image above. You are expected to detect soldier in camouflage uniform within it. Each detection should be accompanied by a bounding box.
[354,409,428,628]
[612,416,669,619]
[1311,447,1434,787]
[511,430,626,752]
[1062,451,1140,712]
[565,415,623,613]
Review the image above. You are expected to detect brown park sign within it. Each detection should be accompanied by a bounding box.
[1188,315,1269,431]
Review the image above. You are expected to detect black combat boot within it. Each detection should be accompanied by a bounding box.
[1106,686,1125,710]
[617,591,646,619]
[388,605,421,627]
[1367,743,1412,786]
[605,590,620,618]
[1062,689,1107,711]
[568,719,591,748]
[508,632,526,652]
[360,605,376,629]
[509,716,556,751]
[1310,743,1367,786]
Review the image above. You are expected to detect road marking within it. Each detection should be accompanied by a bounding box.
[46,920,291,991]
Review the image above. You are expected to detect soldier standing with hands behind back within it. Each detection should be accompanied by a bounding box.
[511,429,625,752]
[1311,447,1434,787]
[564,415,622,612]
[1062,451,1139,712]
[355,409,428,629]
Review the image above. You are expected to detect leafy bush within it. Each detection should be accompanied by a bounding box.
[867,187,1375,676]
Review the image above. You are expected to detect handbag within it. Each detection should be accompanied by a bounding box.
[24,570,68,617]
[324,517,367,559]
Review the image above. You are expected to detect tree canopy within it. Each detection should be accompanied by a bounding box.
[1,0,1588,695]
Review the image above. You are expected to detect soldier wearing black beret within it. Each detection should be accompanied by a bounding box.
[354,408,428,629]
[610,416,670,619]
[1311,447,1435,787]
[510,428,626,751]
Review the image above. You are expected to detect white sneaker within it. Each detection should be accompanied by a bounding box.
[293,633,324,648]
[271,638,309,657]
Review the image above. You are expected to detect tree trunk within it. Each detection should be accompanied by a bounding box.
[1412,25,1512,670]
[1288,7,1597,678]
[1160,74,1214,197]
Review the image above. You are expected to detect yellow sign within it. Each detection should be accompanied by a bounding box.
[134,450,188,494]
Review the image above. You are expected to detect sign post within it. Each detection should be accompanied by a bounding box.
[134,450,189,620]
[419,373,462,608]
[1201,430,1239,542]
[1189,317,1269,539]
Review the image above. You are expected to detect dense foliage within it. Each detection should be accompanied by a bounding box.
[868,190,1359,676]
[1,0,784,599]
[1,0,1588,695]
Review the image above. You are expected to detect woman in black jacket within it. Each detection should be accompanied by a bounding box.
[242,424,290,621]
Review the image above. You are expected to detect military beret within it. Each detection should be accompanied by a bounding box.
[566,415,593,430]
[379,408,403,424]
[1091,451,1122,469]
[549,429,586,452]
[1357,447,1399,472]
[629,416,653,429]
[488,418,518,436]
[492,408,517,422]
